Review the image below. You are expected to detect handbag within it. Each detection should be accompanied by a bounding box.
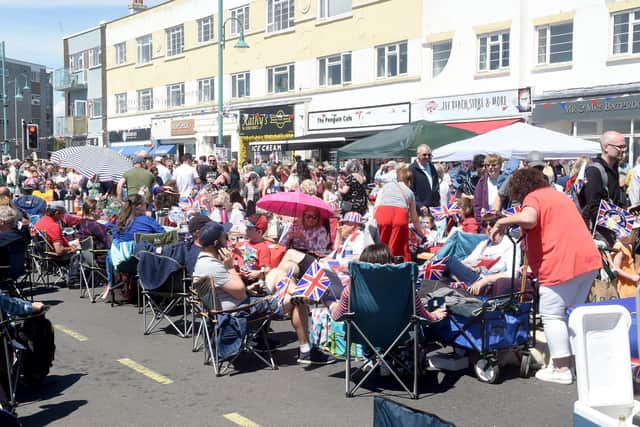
[588,279,619,303]
[340,200,354,214]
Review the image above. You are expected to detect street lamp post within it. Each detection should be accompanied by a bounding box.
[9,76,30,159]
[217,0,249,152]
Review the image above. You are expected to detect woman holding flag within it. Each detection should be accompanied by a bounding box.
[490,168,601,386]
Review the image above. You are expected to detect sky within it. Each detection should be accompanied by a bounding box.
[1,0,165,119]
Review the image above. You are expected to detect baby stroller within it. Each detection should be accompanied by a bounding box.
[433,231,536,383]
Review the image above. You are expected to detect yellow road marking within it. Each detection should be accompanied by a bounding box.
[54,324,88,342]
[117,358,173,385]
[223,413,261,427]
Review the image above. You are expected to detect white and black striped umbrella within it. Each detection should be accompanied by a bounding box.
[50,146,133,182]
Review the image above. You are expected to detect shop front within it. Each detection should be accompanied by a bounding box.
[240,104,295,164]
[531,92,640,164]
[413,88,530,133]
[108,127,153,156]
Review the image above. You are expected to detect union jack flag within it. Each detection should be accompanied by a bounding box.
[480,208,497,217]
[293,261,331,302]
[449,281,469,291]
[501,206,523,217]
[430,203,461,221]
[179,196,200,212]
[418,256,449,282]
[596,199,635,237]
[275,268,295,304]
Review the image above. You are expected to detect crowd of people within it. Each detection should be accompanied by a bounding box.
[0,129,634,385]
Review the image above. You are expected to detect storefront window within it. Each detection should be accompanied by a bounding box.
[576,121,597,136]
[602,119,631,134]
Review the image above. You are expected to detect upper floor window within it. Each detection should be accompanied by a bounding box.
[137,35,153,64]
[198,78,215,103]
[30,71,39,82]
[267,64,295,93]
[319,53,351,86]
[231,5,250,35]
[166,25,184,57]
[432,40,452,77]
[166,82,185,107]
[115,93,127,114]
[376,41,407,78]
[137,88,153,111]
[115,42,126,65]
[89,98,102,118]
[198,16,214,43]
[232,72,251,98]
[89,48,101,67]
[267,0,295,33]
[478,31,509,71]
[536,22,573,64]
[319,0,351,19]
[612,9,640,55]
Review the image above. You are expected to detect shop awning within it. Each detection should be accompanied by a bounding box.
[249,131,375,152]
[110,144,152,156]
[444,118,522,134]
[149,145,176,156]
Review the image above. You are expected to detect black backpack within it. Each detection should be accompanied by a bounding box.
[18,314,56,388]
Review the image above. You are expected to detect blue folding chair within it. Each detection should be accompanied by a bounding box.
[343,261,424,399]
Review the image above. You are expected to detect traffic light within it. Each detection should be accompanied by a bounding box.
[27,124,38,150]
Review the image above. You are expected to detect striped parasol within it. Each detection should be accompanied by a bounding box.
[50,146,133,182]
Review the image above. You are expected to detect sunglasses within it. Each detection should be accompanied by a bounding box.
[214,204,224,208]
[303,214,319,220]
[419,153,432,158]
[482,220,497,228]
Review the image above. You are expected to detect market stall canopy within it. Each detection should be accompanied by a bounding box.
[431,122,602,162]
[336,120,477,160]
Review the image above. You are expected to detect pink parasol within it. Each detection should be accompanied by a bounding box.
[257,191,335,219]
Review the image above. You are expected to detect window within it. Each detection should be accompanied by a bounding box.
[267,64,295,93]
[319,0,351,19]
[231,5,250,35]
[267,0,295,33]
[166,25,184,57]
[318,53,351,86]
[137,88,153,111]
[198,16,214,43]
[74,100,87,117]
[115,42,126,65]
[232,72,251,98]
[30,71,39,82]
[115,93,127,114]
[612,9,640,55]
[376,41,407,78]
[70,51,88,71]
[166,83,185,107]
[432,40,452,77]
[89,47,101,67]
[31,94,40,106]
[198,78,215,103]
[478,31,510,71]
[536,22,573,64]
[137,35,153,64]
[88,98,102,118]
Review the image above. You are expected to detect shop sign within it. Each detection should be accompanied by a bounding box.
[171,119,195,136]
[532,94,640,123]
[308,103,410,131]
[414,89,529,122]
[109,127,151,143]
[239,105,294,139]
[250,143,285,153]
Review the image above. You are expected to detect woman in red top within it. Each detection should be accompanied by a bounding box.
[491,168,601,385]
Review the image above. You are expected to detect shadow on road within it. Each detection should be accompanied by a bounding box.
[18,373,85,403]
[19,399,87,426]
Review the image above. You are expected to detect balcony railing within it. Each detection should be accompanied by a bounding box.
[63,117,88,137]
[53,69,88,91]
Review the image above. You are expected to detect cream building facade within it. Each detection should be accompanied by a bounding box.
[105,0,423,162]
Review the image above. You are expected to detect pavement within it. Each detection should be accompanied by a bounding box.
[15,286,578,427]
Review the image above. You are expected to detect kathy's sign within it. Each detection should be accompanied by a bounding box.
[239,105,294,138]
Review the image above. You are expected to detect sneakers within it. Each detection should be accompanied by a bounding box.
[297,347,337,366]
[535,366,573,385]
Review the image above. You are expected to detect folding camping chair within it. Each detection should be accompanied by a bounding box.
[191,276,277,376]
[0,236,31,300]
[76,237,108,303]
[137,250,190,337]
[30,230,69,288]
[343,261,424,399]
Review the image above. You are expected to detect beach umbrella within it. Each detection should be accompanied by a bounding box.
[257,191,335,219]
[50,146,133,182]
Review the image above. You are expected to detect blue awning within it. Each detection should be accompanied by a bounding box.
[149,144,176,156]
[111,145,150,156]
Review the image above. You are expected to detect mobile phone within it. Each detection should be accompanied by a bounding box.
[214,240,225,251]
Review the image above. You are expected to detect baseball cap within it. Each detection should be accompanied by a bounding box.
[247,214,268,232]
[198,222,233,247]
[132,155,145,164]
[154,156,163,162]
[526,151,545,168]
[48,201,67,213]
[188,214,212,234]
[340,211,365,225]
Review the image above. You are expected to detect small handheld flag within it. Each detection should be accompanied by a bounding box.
[294,261,331,302]
[596,199,635,237]
[275,268,295,304]
[418,256,449,282]
[430,203,461,221]
[501,206,523,217]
